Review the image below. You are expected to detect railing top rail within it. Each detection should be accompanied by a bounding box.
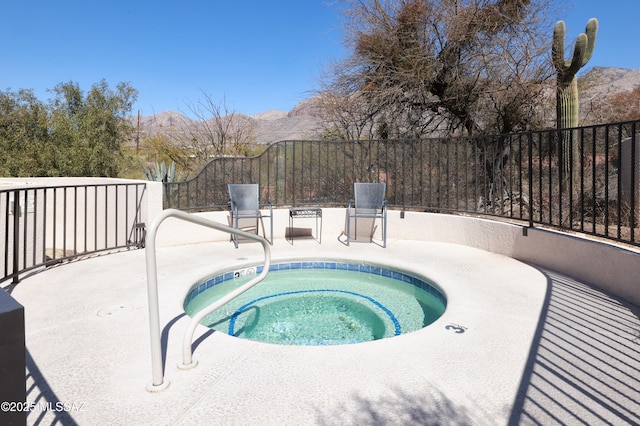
[0,181,146,194]
[1,181,148,285]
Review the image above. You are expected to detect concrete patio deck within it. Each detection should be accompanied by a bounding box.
[7,221,640,425]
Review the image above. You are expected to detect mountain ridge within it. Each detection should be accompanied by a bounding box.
[135,66,640,144]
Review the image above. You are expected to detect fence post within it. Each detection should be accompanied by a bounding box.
[631,122,637,241]
[12,190,20,285]
[528,132,534,229]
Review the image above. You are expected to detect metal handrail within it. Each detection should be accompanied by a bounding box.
[1,182,147,285]
[144,208,271,391]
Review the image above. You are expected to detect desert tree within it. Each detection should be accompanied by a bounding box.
[318,0,558,139]
[0,81,137,177]
[0,89,50,176]
[314,73,379,140]
[140,132,191,171]
[315,0,563,213]
[48,80,137,177]
[161,93,257,171]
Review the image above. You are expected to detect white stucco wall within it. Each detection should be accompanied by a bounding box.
[4,178,638,306]
[150,207,640,306]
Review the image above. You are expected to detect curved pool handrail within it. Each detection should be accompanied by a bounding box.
[145,208,271,391]
[179,258,270,369]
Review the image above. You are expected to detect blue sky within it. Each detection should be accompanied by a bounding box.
[0,1,638,118]
[562,0,640,70]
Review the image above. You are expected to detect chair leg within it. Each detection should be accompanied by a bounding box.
[233,216,239,248]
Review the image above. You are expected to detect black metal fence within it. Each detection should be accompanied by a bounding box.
[166,120,639,247]
[1,182,147,284]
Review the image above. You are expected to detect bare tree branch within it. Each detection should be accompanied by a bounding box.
[317,0,559,138]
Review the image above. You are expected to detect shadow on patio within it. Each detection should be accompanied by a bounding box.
[508,268,640,425]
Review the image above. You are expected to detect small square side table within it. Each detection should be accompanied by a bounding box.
[288,207,322,244]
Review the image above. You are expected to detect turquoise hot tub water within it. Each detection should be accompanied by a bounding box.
[183,261,447,345]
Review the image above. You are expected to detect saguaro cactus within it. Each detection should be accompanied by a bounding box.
[552,18,598,180]
[553,18,598,129]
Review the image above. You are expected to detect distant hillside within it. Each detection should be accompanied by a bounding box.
[580,66,640,97]
[134,98,323,146]
[251,101,322,143]
[133,66,640,145]
[579,66,640,123]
